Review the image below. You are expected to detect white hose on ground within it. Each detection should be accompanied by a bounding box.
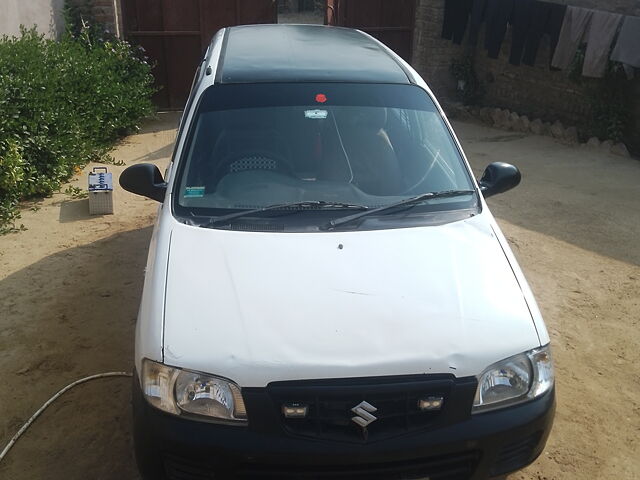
[0,371,132,463]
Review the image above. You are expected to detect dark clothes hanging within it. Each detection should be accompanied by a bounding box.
[468,0,489,46]
[521,2,552,65]
[484,0,515,59]
[522,2,568,67]
[546,3,568,65]
[441,0,474,45]
[509,0,536,65]
[442,0,457,40]
[456,0,474,43]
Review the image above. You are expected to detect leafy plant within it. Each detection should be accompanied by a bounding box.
[63,0,114,43]
[0,25,155,232]
[101,155,126,166]
[450,55,484,106]
[587,66,631,143]
[568,46,631,143]
[64,185,88,199]
[0,140,26,233]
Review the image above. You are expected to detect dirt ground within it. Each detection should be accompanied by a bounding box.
[0,114,638,479]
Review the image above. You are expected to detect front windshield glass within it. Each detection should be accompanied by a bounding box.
[174,83,476,227]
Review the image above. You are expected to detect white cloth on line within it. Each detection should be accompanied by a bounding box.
[583,11,623,78]
[610,16,640,68]
[551,6,593,70]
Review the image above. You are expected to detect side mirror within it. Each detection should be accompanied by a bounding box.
[119,163,167,202]
[478,162,521,198]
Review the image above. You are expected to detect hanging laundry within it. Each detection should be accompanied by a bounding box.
[522,1,567,67]
[551,6,594,70]
[582,11,623,78]
[509,0,536,65]
[468,0,489,47]
[611,16,640,69]
[442,0,474,45]
[484,0,515,59]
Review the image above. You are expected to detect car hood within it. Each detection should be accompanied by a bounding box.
[163,214,540,387]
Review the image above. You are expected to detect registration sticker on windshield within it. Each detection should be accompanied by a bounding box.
[305,109,328,120]
[184,186,205,198]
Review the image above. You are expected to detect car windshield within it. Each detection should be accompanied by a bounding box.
[174,83,477,228]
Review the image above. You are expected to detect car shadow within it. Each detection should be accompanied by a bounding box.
[0,226,151,479]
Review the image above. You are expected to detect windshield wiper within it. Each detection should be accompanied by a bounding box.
[322,190,476,230]
[198,201,368,227]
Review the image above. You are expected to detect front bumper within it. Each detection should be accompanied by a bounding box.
[133,373,555,480]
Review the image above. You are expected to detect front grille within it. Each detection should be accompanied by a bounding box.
[490,431,543,476]
[164,455,216,480]
[237,451,480,480]
[164,451,481,480]
[279,390,443,442]
[267,375,476,443]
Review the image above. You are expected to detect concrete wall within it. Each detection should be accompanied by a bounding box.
[412,0,640,153]
[0,0,125,39]
[0,0,66,38]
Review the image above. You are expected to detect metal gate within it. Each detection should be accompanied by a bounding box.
[122,0,277,109]
[326,0,416,63]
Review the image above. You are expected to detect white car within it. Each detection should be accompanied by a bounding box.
[121,24,554,480]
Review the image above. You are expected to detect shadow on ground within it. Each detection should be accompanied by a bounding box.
[0,227,152,480]
[130,142,174,164]
[138,111,181,136]
[456,122,640,266]
[58,198,96,223]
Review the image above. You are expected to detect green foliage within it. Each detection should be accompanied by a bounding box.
[0,27,155,232]
[587,67,631,143]
[567,45,586,84]
[450,55,484,106]
[0,140,25,232]
[568,46,631,143]
[63,0,117,44]
[64,185,88,199]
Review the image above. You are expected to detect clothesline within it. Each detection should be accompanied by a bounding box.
[441,0,640,79]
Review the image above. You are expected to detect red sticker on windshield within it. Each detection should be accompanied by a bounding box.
[315,93,327,103]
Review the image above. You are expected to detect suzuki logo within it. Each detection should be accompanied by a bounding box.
[351,401,378,428]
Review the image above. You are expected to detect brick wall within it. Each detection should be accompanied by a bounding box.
[412,0,640,154]
[68,0,122,37]
[91,0,122,36]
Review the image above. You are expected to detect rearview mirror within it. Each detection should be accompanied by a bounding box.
[478,162,521,198]
[119,163,167,202]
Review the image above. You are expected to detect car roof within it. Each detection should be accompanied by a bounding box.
[214,24,411,85]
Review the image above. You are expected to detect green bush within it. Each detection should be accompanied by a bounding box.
[569,46,631,143]
[450,55,484,106]
[0,27,155,232]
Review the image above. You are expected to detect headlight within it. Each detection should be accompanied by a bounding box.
[473,345,554,413]
[141,359,247,423]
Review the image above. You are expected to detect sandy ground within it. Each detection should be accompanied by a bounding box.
[0,114,638,479]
